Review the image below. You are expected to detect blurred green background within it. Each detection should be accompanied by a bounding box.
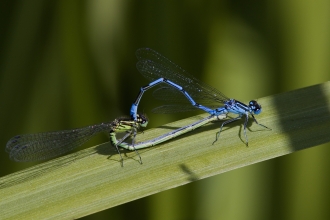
[1,0,329,219]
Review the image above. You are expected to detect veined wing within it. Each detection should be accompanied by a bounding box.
[136,48,229,107]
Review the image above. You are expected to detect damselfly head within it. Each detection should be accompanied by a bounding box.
[136,113,149,127]
[249,100,262,115]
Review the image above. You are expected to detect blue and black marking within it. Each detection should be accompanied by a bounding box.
[130,48,270,145]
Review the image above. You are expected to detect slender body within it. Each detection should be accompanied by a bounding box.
[130,48,270,145]
[6,114,148,163]
[113,114,225,150]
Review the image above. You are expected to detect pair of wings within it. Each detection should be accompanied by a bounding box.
[136,48,229,113]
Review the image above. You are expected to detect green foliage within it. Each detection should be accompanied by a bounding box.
[1,82,329,219]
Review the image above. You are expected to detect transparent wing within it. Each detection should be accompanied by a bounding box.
[6,123,112,162]
[136,48,229,107]
[153,86,226,106]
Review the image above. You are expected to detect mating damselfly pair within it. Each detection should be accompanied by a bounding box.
[6,48,270,165]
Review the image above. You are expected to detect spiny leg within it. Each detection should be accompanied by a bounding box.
[243,113,249,146]
[116,127,142,165]
[212,116,241,145]
[243,113,272,146]
[115,132,132,166]
[130,128,142,164]
[251,114,272,130]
